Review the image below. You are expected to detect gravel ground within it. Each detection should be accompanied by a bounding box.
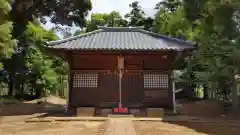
[0,120,107,135]
[134,121,240,135]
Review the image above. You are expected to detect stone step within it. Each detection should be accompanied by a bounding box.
[108,114,134,118]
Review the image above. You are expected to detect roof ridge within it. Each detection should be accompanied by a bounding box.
[47,29,103,45]
[98,26,144,32]
[98,26,144,29]
[139,29,196,46]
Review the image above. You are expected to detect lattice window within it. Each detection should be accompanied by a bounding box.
[73,73,98,88]
[143,73,168,89]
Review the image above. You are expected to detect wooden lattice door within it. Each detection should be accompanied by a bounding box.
[121,71,143,103]
[99,71,119,102]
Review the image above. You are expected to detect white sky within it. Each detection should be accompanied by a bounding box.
[89,0,159,17]
[43,0,160,37]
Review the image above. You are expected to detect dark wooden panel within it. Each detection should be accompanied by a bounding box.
[98,72,119,102]
[122,71,144,102]
[70,70,172,108]
[124,55,143,70]
[144,90,168,98]
[72,55,117,70]
[71,71,119,107]
[72,53,174,70]
[143,55,172,70]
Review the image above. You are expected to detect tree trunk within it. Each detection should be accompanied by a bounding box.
[20,83,24,94]
[187,56,192,86]
[19,83,25,99]
[231,74,239,113]
[35,88,41,98]
[8,75,14,97]
[203,86,209,100]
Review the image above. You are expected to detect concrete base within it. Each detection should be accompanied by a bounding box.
[77,107,95,117]
[100,109,112,116]
[147,108,164,118]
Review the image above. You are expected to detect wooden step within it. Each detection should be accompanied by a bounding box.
[108,114,134,118]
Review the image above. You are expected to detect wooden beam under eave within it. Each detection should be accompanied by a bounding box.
[44,47,73,63]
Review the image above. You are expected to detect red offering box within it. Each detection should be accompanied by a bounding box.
[113,107,128,113]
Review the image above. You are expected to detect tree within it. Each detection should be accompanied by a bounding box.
[182,0,240,110]
[0,0,16,69]
[125,1,145,27]
[153,0,240,110]
[2,0,92,96]
[16,22,66,98]
[153,7,193,39]
[1,21,60,97]
[86,11,127,32]
[125,1,154,30]
[11,0,92,27]
[73,29,86,36]
[155,0,181,12]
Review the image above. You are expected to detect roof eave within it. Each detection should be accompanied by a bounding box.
[43,47,195,52]
[47,29,103,46]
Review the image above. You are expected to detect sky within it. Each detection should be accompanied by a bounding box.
[43,0,160,37]
[88,0,160,18]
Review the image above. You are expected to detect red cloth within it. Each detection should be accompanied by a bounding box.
[114,108,119,113]
[120,108,128,113]
[114,108,128,113]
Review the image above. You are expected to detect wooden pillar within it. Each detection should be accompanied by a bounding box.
[172,71,176,113]
[168,71,173,109]
[169,51,183,111]
[66,52,73,113]
[187,55,193,86]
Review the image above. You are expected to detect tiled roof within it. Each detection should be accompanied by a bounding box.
[47,26,196,51]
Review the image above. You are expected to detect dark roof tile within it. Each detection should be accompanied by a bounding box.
[47,26,196,51]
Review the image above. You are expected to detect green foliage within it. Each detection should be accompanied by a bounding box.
[155,0,181,12]
[0,22,15,58]
[0,0,16,68]
[125,1,146,26]
[85,1,154,33]
[24,23,65,97]
[153,7,191,39]
[125,1,154,30]
[73,29,85,36]
[0,0,89,97]
[86,11,125,32]
[11,0,92,26]
[154,0,240,108]
[194,85,204,99]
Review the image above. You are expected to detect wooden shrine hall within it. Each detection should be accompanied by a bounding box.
[46,26,196,116]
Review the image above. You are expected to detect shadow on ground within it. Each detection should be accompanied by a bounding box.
[0,96,78,117]
[0,102,71,117]
[162,120,240,135]
[157,100,240,135]
[134,119,240,135]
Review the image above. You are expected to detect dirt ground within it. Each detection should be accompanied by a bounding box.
[0,96,66,116]
[134,121,240,135]
[0,96,108,135]
[0,96,107,135]
[177,100,226,118]
[0,120,107,135]
[1,97,240,135]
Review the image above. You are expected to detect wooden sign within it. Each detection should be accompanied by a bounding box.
[118,56,124,69]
